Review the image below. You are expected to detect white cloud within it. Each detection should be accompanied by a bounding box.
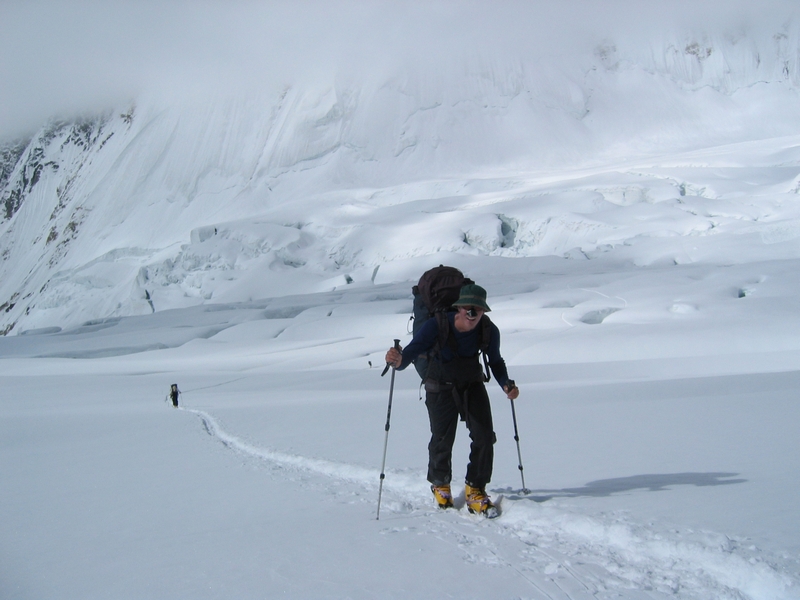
[0,0,797,138]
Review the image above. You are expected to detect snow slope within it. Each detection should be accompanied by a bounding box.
[3,135,800,597]
[4,17,800,334]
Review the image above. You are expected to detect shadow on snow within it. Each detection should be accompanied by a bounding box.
[497,472,746,502]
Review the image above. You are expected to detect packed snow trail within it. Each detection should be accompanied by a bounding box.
[184,407,799,600]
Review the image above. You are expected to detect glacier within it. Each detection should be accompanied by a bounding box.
[3,22,800,334]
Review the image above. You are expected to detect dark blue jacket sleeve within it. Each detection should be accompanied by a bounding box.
[486,321,510,388]
[397,317,439,371]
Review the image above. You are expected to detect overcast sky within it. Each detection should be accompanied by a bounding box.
[0,0,797,139]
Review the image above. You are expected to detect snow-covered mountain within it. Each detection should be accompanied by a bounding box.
[3,20,800,335]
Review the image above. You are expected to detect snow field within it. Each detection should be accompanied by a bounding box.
[3,249,800,598]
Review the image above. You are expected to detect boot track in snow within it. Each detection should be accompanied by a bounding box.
[184,406,799,600]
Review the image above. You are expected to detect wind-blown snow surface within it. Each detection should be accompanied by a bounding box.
[3,11,800,600]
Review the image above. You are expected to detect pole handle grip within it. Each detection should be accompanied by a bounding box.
[381,339,402,376]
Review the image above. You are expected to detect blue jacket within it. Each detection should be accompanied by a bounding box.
[398,312,510,388]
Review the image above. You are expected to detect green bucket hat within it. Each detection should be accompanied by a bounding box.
[452,283,491,312]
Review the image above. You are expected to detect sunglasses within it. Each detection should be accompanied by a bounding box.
[461,306,484,318]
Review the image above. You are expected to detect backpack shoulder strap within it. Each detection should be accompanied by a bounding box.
[478,315,493,382]
[479,315,492,350]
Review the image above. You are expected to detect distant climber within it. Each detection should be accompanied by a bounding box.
[167,384,180,407]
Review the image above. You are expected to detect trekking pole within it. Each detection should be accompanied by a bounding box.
[507,380,530,494]
[377,339,400,520]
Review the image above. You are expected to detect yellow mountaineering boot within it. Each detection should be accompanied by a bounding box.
[431,484,454,509]
[465,484,499,518]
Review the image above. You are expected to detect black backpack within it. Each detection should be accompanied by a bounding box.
[410,265,491,382]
